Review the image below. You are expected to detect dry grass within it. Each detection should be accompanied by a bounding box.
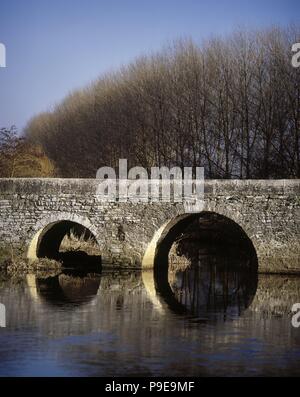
[60,230,100,255]
[6,257,62,277]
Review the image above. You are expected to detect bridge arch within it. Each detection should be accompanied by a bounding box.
[143,211,257,269]
[142,211,258,316]
[27,213,100,261]
[142,211,257,289]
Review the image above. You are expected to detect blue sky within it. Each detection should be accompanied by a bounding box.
[0,0,299,131]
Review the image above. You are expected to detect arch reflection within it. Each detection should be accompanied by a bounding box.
[168,255,258,320]
[150,213,258,321]
[152,252,258,320]
[35,271,101,308]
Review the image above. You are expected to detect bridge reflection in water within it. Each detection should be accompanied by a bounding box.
[142,248,257,321]
[26,241,257,325]
[35,272,101,308]
[1,258,299,376]
[169,263,257,318]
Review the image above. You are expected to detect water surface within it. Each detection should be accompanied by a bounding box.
[0,266,299,376]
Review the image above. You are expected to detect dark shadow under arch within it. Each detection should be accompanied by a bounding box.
[35,220,101,269]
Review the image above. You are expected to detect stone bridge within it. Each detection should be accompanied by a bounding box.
[0,178,299,273]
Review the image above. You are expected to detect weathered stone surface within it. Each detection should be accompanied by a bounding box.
[0,178,299,273]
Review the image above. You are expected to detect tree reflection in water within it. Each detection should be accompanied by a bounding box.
[168,254,258,320]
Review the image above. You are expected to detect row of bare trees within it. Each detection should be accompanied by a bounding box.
[24,26,300,178]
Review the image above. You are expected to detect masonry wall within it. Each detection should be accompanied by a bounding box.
[0,178,299,273]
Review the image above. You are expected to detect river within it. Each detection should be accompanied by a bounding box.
[0,256,300,376]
